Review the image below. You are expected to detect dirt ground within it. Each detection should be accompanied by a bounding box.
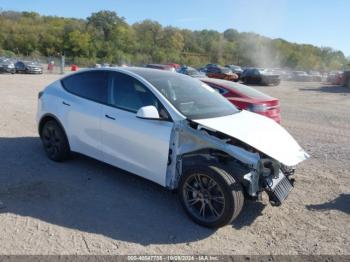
[0,73,349,255]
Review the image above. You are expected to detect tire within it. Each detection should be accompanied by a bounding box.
[40,120,70,162]
[273,80,281,86]
[178,165,244,228]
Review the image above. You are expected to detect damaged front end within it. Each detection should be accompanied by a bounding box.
[166,119,305,206]
[255,159,296,205]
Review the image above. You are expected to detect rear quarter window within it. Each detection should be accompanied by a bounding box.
[61,71,109,103]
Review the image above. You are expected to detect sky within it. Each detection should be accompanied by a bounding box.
[0,0,349,56]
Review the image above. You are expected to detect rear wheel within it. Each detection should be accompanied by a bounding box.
[178,165,244,228]
[41,120,70,162]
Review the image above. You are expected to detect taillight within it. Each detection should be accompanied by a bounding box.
[38,91,43,99]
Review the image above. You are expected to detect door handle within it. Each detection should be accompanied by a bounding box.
[105,114,116,120]
[62,101,71,106]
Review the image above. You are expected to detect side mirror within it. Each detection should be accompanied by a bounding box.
[136,105,160,120]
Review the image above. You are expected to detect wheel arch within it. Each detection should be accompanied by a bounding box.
[38,113,69,141]
[178,148,251,188]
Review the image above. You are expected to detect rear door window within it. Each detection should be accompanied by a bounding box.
[62,71,108,103]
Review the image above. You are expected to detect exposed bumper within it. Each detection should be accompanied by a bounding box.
[264,172,294,206]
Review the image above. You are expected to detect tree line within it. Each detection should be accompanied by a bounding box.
[0,10,348,70]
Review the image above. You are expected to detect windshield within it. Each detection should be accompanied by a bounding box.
[130,69,239,119]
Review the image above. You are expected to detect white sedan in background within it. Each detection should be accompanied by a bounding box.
[37,67,309,228]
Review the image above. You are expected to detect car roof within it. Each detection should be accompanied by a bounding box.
[62,67,180,81]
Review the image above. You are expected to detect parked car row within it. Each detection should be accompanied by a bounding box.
[0,57,43,74]
[148,63,282,86]
[202,65,281,86]
[327,70,350,87]
[327,71,344,85]
[98,61,349,87]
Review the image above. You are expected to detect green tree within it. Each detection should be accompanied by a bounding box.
[87,10,124,41]
[0,9,348,70]
[64,30,92,58]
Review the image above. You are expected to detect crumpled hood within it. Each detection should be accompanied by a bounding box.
[193,110,309,166]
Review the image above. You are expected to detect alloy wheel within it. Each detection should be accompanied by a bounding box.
[42,126,61,158]
[182,173,226,222]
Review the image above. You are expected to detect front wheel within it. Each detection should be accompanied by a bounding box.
[178,165,244,228]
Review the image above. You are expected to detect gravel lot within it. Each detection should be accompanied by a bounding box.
[0,73,349,255]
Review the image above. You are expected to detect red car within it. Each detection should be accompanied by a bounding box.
[201,78,281,123]
[167,63,181,70]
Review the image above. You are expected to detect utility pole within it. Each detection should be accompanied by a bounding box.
[60,53,65,75]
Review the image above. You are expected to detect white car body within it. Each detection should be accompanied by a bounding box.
[37,67,309,203]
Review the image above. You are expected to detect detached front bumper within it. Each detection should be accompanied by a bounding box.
[243,158,295,206]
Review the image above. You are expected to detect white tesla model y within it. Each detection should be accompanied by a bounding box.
[37,67,309,228]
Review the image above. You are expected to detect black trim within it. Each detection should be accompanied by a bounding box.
[62,101,71,106]
[105,114,116,120]
[136,116,162,121]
